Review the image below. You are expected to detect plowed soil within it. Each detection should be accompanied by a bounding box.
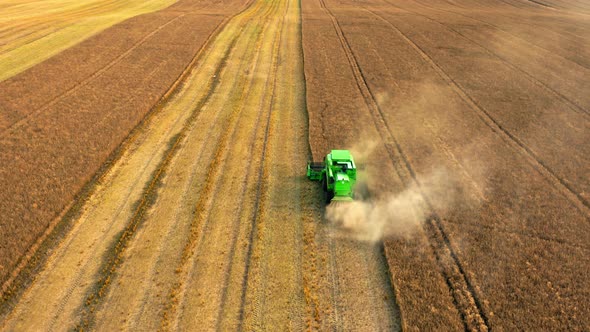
[302,0,589,330]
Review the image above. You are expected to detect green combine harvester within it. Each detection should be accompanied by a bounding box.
[307,150,357,203]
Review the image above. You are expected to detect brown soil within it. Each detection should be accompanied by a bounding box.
[0,0,246,288]
[302,0,590,330]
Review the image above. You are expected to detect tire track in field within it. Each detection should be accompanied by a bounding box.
[420,118,590,249]
[364,7,590,216]
[0,13,184,139]
[324,228,343,329]
[165,0,294,328]
[234,2,290,328]
[316,0,489,330]
[157,2,281,329]
[354,0,590,247]
[212,22,279,326]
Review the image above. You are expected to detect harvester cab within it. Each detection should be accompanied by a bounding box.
[307,150,357,203]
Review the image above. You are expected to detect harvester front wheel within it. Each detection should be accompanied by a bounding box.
[322,178,333,204]
[327,191,334,204]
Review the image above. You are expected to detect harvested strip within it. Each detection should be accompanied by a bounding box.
[0,0,246,301]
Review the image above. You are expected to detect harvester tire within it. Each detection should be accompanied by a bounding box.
[326,191,334,204]
[322,178,333,204]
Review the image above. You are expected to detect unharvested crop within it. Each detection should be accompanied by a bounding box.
[302,0,590,329]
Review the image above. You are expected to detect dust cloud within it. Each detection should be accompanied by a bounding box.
[326,168,454,243]
[326,83,485,242]
[326,79,496,243]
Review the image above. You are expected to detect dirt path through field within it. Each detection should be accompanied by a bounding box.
[1,0,399,330]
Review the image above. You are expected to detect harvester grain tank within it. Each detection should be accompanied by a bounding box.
[307,150,357,203]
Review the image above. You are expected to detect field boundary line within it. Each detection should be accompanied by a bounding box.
[316,0,490,330]
[365,7,590,216]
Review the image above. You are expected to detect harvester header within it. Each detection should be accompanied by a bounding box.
[307,150,357,203]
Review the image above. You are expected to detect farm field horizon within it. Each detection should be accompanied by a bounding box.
[1,0,589,330]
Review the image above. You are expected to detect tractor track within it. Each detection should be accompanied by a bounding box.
[183,27,270,329]
[363,5,590,217]
[420,104,589,248]
[316,0,489,330]
[158,2,280,328]
[445,218,590,252]
[324,228,343,330]
[359,1,590,237]
[214,47,274,326]
[1,25,68,54]
[237,1,287,328]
